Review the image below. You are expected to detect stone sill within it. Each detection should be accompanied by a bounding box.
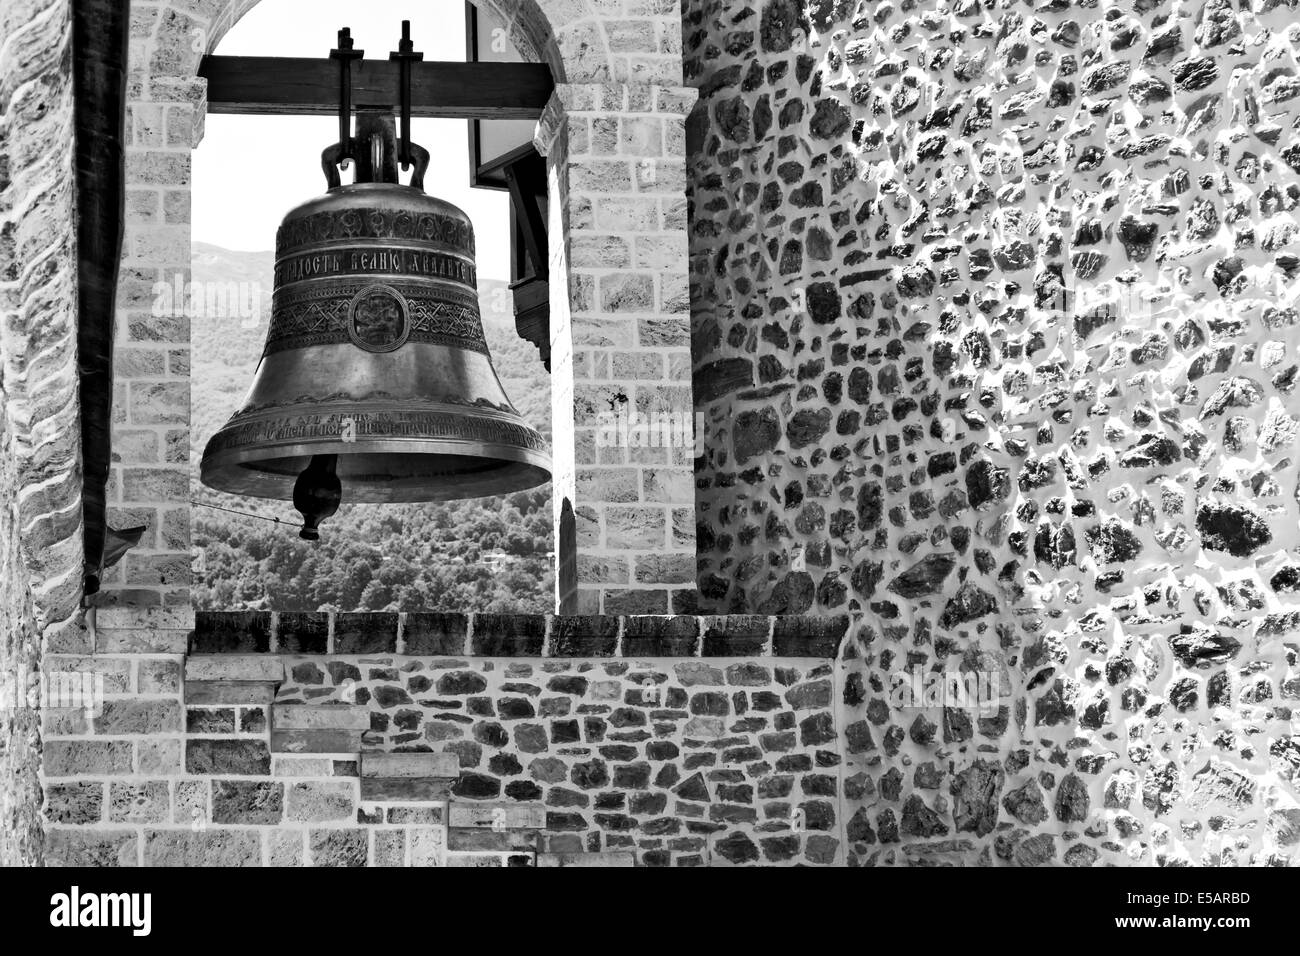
[189,611,851,659]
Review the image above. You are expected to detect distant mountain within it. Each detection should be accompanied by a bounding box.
[190,243,554,612]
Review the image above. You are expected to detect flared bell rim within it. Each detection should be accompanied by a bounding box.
[201,437,551,503]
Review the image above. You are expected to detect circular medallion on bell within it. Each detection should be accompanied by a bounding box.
[347,283,411,352]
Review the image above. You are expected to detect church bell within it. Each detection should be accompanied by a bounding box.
[200,25,550,539]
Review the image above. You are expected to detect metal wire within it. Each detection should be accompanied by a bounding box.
[191,498,287,526]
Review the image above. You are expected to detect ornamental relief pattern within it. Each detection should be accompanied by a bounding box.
[265,281,487,356]
[276,206,476,255]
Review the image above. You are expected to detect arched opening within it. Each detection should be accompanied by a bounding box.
[107,0,695,615]
[187,1,554,612]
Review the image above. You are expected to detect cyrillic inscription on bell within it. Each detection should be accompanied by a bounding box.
[200,112,550,540]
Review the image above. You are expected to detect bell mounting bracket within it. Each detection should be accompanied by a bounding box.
[389,21,424,172]
[322,24,429,190]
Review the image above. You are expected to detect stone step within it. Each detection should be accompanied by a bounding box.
[359,751,459,801]
[270,704,369,753]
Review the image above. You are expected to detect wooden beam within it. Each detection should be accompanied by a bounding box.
[199,56,553,120]
[502,153,548,281]
[74,0,129,594]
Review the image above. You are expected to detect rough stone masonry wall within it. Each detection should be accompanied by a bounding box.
[0,412,43,866]
[43,610,848,866]
[686,0,1300,863]
[0,0,85,865]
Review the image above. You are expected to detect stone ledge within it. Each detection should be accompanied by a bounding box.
[448,803,545,829]
[359,752,459,801]
[186,655,284,683]
[184,655,284,704]
[190,611,852,659]
[446,853,534,867]
[270,704,369,754]
[186,680,279,705]
[448,828,538,853]
[537,851,636,867]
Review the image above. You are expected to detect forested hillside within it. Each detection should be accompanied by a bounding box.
[191,243,554,611]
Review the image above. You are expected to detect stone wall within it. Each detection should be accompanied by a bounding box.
[0,411,43,866]
[46,606,1300,866]
[43,610,849,866]
[13,0,1300,868]
[0,0,84,865]
[685,0,1300,862]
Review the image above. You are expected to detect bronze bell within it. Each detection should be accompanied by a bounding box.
[200,115,550,538]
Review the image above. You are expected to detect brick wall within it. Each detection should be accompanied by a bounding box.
[44,610,849,866]
[538,83,700,615]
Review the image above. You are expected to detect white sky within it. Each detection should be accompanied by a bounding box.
[192,0,514,280]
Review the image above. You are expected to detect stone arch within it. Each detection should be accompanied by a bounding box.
[110,0,697,615]
[147,0,619,87]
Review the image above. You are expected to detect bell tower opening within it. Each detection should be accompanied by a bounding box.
[188,0,555,613]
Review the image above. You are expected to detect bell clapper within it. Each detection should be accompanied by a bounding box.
[293,454,342,541]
